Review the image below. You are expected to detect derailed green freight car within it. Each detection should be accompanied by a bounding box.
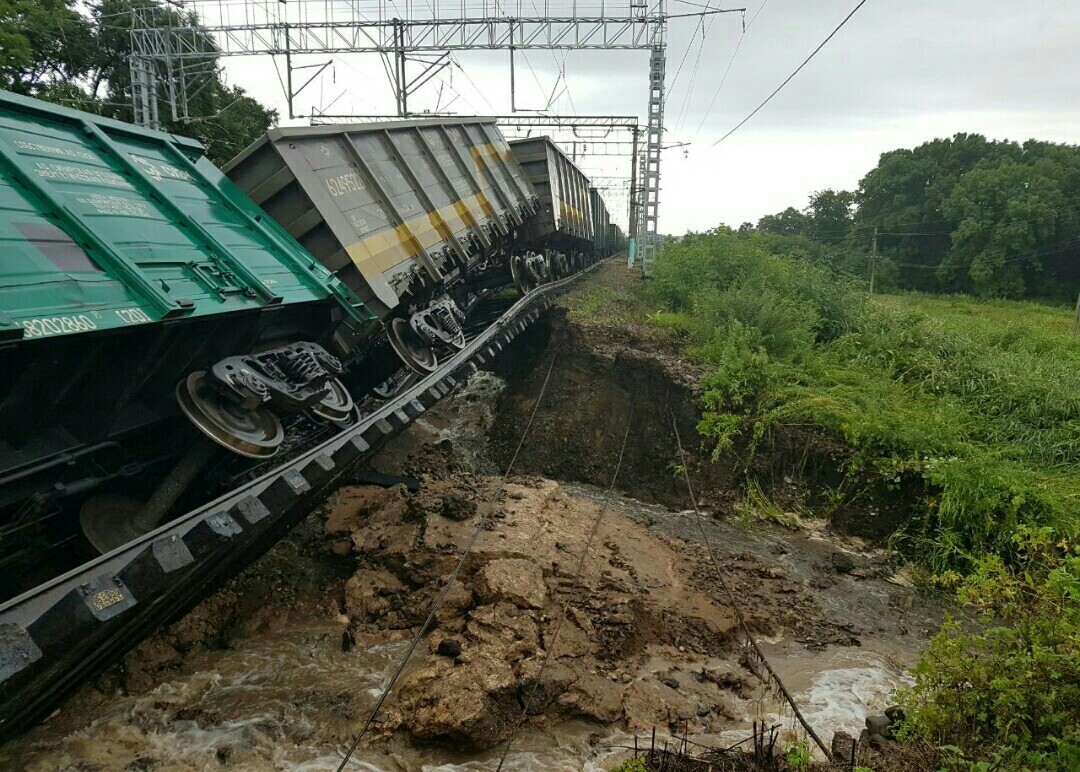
[0,90,374,572]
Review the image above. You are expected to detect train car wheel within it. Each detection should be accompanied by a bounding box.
[510,254,534,294]
[386,318,438,374]
[176,372,284,458]
[311,377,356,423]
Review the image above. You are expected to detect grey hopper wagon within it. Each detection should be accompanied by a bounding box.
[589,187,612,256]
[225,119,541,372]
[509,136,595,261]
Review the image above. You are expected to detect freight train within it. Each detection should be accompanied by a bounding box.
[0,91,623,602]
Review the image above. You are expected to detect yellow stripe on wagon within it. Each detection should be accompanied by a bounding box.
[343,192,492,278]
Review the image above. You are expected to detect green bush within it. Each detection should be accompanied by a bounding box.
[646,231,1080,767]
[898,529,1080,770]
[648,230,1080,573]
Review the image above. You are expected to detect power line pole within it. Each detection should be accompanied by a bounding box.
[869,226,879,296]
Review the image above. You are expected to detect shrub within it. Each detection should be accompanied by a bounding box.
[898,529,1080,770]
[648,230,1080,573]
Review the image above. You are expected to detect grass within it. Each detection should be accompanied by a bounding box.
[637,230,1080,769]
[640,231,1080,574]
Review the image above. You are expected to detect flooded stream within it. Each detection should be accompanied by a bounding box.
[2,484,928,771]
[1,612,629,771]
[1,359,942,771]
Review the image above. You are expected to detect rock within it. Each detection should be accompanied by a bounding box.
[437,639,462,658]
[830,552,856,573]
[435,582,475,623]
[441,492,476,521]
[396,651,517,748]
[830,730,856,763]
[868,733,888,751]
[702,664,746,692]
[558,671,624,723]
[475,559,546,609]
[344,568,406,622]
[865,714,892,737]
[661,677,680,690]
[341,623,358,652]
[622,679,696,731]
[885,704,906,725]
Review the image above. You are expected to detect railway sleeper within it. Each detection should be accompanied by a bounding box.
[0,261,600,741]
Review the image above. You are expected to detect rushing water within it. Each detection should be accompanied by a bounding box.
[0,583,916,770]
[1,416,932,769]
[1,614,634,771]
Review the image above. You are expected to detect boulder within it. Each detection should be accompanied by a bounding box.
[831,730,857,763]
[475,559,546,609]
[622,678,696,731]
[344,568,406,621]
[436,639,462,658]
[558,671,624,723]
[865,714,892,737]
[396,651,517,748]
[441,492,477,521]
[830,552,856,573]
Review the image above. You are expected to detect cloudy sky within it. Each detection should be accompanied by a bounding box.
[219,0,1078,234]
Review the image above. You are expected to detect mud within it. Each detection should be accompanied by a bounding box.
[488,292,724,510]
[0,262,945,771]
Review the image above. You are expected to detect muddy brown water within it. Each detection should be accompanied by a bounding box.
[0,276,946,770]
[1,482,934,771]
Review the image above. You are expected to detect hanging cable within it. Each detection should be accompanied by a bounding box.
[493,406,635,771]
[693,0,771,140]
[336,354,560,770]
[712,0,872,146]
[669,413,831,759]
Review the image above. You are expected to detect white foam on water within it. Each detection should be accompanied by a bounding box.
[800,665,911,736]
[755,662,912,756]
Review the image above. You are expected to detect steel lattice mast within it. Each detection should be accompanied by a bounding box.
[130,0,740,251]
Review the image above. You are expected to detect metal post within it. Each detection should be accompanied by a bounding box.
[130,56,160,130]
[628,126,639,241]
[869,226,878,295]
[509,19,516,112]
[640,4,667,278]
[285,25,295,119]
[394,19,407,116]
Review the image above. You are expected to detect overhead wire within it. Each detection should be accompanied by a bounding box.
[711,0,871,146]
[336,353,561,771]
[672,7,716,134]
[493,405,635,771]
[692,0,769,140]
[669,413,831,759]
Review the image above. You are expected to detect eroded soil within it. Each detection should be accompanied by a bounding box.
[0,262,944,771]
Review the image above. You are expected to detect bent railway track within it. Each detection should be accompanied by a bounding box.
[0,261,599,741]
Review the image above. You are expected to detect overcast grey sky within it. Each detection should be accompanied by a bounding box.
[221,0,1078,234]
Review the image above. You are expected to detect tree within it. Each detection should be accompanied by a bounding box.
[941,158,1066,297]
[0,0,93,94]
[806,189,854,239]
[3,0,277,167]
[757,207,810,237]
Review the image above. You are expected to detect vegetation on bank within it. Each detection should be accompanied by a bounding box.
[644,230,1080,770]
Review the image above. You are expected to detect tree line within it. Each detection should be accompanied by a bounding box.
[738,133,1080,301]
[0,0,275,166]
